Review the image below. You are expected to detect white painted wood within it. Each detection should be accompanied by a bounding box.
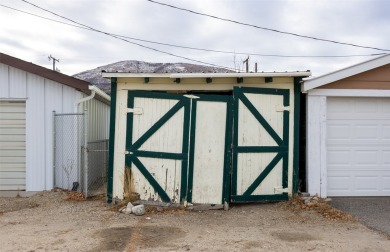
[191,101,227,204]
[131,158,182,203]
[133,97,182,153]
[125,96,184,202]
[113,89,128,199]
[236,91,293,196]
[236,153,283,195]
[326,97,390,196]
[0,101,26,190]
[306,95,327,197]
[303,54,390,91]
[308,89,390,97]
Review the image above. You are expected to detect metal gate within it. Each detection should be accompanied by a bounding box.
[231,87,290,202]
[125,91,231,204]
[53,112,108,198]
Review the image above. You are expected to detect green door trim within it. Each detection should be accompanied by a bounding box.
[107,77,117,205]
[186,94,231,204]
[231,86,290,202]
[293,77,302,193]
[126,91,191,203]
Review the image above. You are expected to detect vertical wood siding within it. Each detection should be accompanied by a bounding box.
[191,101,227,204]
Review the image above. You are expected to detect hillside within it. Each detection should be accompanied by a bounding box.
[73,60,233,94]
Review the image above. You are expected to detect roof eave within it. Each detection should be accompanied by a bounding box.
[101,71,311,79]
[303,53,390,91]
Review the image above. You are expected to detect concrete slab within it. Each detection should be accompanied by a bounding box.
[0,191,38,198]
[330,197,390,236]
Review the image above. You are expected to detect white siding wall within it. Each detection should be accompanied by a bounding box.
[0,63,109,191]
[306,95,327,197]
[80,98,110,142]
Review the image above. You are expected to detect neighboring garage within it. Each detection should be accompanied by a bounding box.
[304,54,390,198]
[0,52,110,192]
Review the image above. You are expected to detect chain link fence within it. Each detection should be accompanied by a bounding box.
[53,112,108,198]
[84,140,108,196]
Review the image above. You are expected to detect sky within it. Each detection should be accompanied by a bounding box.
[0,0,389,77]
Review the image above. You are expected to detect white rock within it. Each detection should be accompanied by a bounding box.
[126,202,134,213]
[132,204,145,216]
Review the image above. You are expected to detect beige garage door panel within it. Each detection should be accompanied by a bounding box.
[0,101,26,191]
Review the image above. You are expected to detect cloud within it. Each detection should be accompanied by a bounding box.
[0,0,388,76]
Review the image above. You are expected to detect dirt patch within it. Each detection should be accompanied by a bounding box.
[92,227,133,252]
[272,231,317,242]
[1,192,389,251]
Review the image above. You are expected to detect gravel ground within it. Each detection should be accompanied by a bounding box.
[0,191,389,252]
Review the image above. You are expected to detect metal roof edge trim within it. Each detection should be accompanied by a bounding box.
[101,71,311,79]
[303,53,390,91]
[0,52,90,92]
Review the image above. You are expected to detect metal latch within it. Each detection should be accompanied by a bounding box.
[274,187,289,193]
[127,107,143,115]
[275,105,290,112]
[183,94,200,99]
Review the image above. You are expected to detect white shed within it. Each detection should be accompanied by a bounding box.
[304,54,390,198]
[103,71,311,206]
[0,53,110,192]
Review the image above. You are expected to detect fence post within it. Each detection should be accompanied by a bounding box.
[83,110,89,198]
[53,111,56,188]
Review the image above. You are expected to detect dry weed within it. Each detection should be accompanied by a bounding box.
[281,195,356,221]
[65,191,85,201]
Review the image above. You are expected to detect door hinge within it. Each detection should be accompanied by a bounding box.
[126,107,143,115]
[275,105,290,112]
[274,187,289,193]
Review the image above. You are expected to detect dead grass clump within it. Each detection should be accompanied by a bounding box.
[281,195,356,221]
[65,191,85,201]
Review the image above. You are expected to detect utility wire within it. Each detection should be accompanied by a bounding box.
[19,0,236,71]
[1,3,385,59]
[146,0,390,52]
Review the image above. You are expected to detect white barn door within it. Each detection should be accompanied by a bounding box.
[125,91,230,204]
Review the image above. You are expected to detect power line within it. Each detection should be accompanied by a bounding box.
[18,0,236,71]
[1,3,385,59]
[146,0,390,52]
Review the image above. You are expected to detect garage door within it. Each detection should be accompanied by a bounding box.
[327,97,390,196]
[0,101,26,190]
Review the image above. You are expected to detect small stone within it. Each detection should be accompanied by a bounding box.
[304,199,311,205]
[324,198,332,202]
[132,204,145,216]
[126,202,134,214]
[312,196,319,201]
